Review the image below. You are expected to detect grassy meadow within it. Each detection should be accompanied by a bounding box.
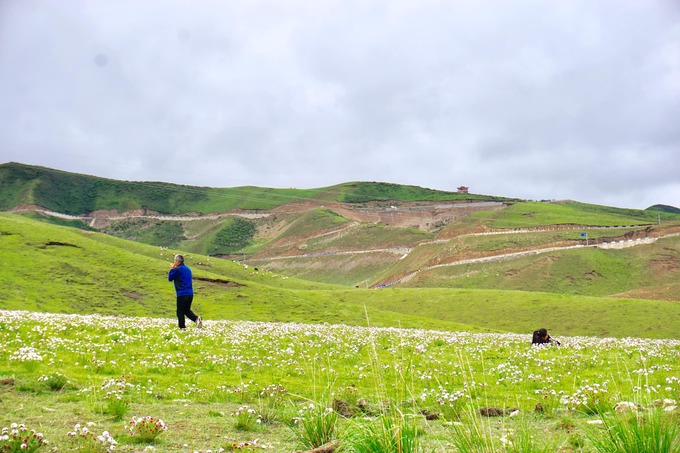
[2,311,680,452]
[2,186,680,452]
[3,213,680,338]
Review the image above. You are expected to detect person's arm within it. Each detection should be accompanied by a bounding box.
[168,262,179,281]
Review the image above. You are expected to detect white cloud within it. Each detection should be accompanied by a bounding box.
[0,0,678,208]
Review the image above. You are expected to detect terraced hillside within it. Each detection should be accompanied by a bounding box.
[3,162,680,302]
[2,212,680,338]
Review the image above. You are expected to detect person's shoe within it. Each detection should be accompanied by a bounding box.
[196,316,203,329]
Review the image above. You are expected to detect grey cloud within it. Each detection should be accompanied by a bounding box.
[0,0,678,208]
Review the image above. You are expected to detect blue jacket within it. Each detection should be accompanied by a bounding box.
[168,264,194,296]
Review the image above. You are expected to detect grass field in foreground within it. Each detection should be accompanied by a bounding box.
[1,310,679,452]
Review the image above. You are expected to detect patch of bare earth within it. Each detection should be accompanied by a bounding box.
[611,286,680,302]
[649,254,679,274]
[41,241,80,248]
[195,276,244,287]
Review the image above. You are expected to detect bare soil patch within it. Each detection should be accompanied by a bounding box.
[41,241,80,248]
[195,276,244,287]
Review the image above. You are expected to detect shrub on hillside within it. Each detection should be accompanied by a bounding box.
[208,218,256,255]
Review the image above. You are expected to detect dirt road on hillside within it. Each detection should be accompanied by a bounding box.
[376,232,680,288]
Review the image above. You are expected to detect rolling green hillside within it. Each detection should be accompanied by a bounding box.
[2,213,680,338]
[401,235,680,297]
[648,203,680,214]
[480,201,665,228]
[0,162,503,214]
[3,162,680,310]
[0,213,475,331]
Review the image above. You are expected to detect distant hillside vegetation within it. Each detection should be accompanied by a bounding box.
[0,162,505,215]
[3,212,680,338]
[647,204,680,214]
[3,162,680,302]
[337,181,505,203]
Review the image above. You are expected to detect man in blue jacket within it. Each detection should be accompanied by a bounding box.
[168,254,203,329]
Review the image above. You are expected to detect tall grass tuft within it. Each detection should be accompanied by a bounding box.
[503,416,562,453]
[344,404,426,453]
[289,402,340,450]
[449,412,561,453]
[587,407,680,453]
[232,405,262,432]
[448,413,498,453]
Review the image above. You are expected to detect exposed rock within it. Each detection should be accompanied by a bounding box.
[614,401,638,414]
[332,399,354,418]
[479,406,519,417]
[419,409,440,420]
[297,440,340,453]
[479,407,504,417]
[653,398,677,407]
[357,398,369,410]
[356,398,377,415]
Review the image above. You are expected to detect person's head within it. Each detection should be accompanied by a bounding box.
[174,254,185,265]
[532,328,549,344]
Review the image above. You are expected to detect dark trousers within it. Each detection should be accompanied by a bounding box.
[176,295,197,329]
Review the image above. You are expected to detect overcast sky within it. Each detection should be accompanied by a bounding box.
[1,1,679,209]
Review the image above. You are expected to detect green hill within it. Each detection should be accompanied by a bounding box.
[0,162,504,215]
[648,203,680,214]
[481,200,663,228]
[401,235,680,297]
[3,162,680,305]
[2,212,680,338]
[0,212,474,331]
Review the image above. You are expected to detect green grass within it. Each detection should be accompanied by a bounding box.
[481,201,668,228]
[20,211,96,231]
[206,217,257,255]
[2,212,680,338]
[588,407,680,452]
[1,311,679,452]
[4,164,680,452]
[102,218,186,247]
[311,223,433,250]
[0,213,472,332]
[249,252,404,287]
[452,228,644,252]
[1,163,505,215]
[348,288,680,339]
[401,235,680,301]
[336,181,508,203]
[267,208,351,246]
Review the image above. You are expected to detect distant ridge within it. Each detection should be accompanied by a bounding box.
[0,161,508,215]
[647,204,680,214]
